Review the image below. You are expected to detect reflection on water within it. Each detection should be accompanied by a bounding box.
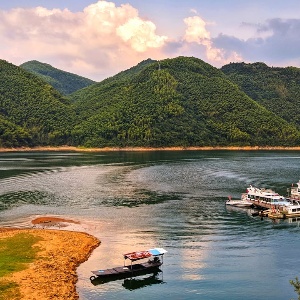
[0,151,300,299]
[122,272,164,290]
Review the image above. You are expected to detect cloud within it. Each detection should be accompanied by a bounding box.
[0,1,168,80]
[116,17,167,52]
[4,1,298,81]
[213,18,300,66]
[182,16,242,65]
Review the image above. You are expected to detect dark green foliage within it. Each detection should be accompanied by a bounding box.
[0,116,32,147]
[290,277,300,300]
[71,56,300,147]
[221,62,300,129]
[0,59,76,146]
[2,57,300,148]
[20,60,96,95]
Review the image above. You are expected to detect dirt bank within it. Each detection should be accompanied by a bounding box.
[0,219,100,300]
[1,145,300,152]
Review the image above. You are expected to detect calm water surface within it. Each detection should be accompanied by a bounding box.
[0,150,300,299]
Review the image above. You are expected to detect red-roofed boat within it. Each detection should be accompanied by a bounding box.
[90,248,167,282]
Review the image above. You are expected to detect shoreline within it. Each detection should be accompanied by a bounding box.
[0,217,100,300]
[1,145,300,152]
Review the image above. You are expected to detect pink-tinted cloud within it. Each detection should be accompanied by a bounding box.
[0,1,169,80]
[183,16,242,64]
[0,1,241,80]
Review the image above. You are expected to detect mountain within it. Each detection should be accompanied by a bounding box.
[0,59,76,146]
[20,60,96,95]
[221,62,300,129]
[70,56,300,148]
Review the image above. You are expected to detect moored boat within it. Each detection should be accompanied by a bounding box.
[289,180,300,200]
[225,195,253,207]
[244,185,291,209]
[90,248,167,282]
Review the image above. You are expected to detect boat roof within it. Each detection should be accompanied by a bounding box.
[124,248,167,261]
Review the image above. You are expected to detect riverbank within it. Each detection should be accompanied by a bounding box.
[1,145,300,152]
[0,218,100,300]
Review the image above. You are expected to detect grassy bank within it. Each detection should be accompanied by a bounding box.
[0,228,100,300]
[0,232,41,299]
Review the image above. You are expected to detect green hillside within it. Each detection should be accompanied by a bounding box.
[20,60,96,95]
[221,62,300,129]
[70,56,300,148]
[0,60,76,146]
[0,115,31,147]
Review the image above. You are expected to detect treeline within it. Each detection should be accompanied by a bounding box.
[1,56,300,148]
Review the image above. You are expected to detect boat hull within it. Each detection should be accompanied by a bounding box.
[226,199,253,208]
[90,261,162,282]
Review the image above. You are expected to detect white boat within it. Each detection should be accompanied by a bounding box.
[231,183,300,219]
[225,195,253,207]
[244,185,291,209]
[290,180,300,200]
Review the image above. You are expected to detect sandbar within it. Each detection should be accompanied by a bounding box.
[0,217,100,300]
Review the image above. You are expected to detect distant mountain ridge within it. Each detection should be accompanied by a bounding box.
[1,56,300,148]
[221,62,300,129]
[20,60,96,95]
[0,59,75,147]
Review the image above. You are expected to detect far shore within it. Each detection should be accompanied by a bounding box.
[2,145,300,152]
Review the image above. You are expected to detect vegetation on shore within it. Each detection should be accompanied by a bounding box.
[0,232,41,299]
[290,277,300,300]
[2,56,300,148]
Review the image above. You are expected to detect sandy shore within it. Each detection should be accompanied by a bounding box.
[1,145,300,152]
[0,217,100,300]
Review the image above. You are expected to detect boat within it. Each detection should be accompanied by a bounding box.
[244,185,291,209]
[226,195,253,207]
[90,248,167,282]
[243,184,300,219]
[289,180,300,200]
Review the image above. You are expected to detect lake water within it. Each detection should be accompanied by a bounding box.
[0,150,300,299]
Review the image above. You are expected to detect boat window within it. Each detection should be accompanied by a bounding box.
[292,209,297,212]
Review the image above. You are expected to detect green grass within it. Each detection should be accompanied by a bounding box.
[0,233,42,298]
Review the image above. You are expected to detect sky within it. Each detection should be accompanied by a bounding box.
[1,0,300,81]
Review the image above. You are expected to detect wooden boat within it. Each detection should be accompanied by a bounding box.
[90,248,167,282]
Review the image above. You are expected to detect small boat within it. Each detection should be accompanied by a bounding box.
[90,248,167,282]
[226,195,253,207]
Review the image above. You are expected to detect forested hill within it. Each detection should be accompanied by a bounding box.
[2,56,300,148]
[221,62,300,129]
[20,60,96,95]
[70,56,300,147]
[0,59,76,147]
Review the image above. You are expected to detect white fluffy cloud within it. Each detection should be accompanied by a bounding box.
[0,1,245,80]
[183,16,242,64]
[0,1,168,80]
